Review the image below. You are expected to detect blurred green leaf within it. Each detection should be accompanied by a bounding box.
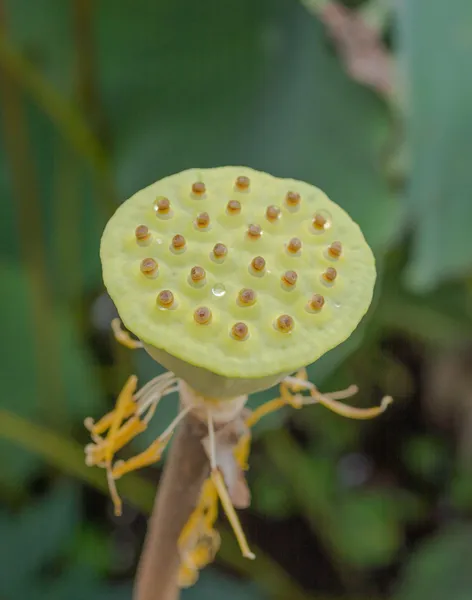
[398,0,472,290]
[0,481,79,595]
[330,490,402,568]
[402,435,449,484]
[250,459,295,519]
[395,525,472,600]
[0,262,103,485]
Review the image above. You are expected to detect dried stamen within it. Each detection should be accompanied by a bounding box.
[235,176,250,191]
[157,290,174,308]
[195,212,210,229]
[247,224,262,239]
[309,294,325,311]
[190,266,206,283]
[275,314,294,333]
[140,258,158,278]
[192,182,206,196]
[238,288,256,306]
[323,267,337,283]
[287,237,302,254]
[154,196,170,214]
[227,200,241,214]
[282,270,298,287]
[266,205,280,222]
[328,241,342,259]
[135,225,151,244]
[172,234,186,251]
[231,322,248,340]
[285,191,301,207]
[194,307,212,325]
[313,213,327,230]
[251,256,266,272]
[213,243,227,259]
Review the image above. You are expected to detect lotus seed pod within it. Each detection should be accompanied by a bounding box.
[101,167,375,397]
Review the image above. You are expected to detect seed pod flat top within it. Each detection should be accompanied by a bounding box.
[101,167,375,379]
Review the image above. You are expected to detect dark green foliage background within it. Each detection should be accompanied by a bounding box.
[1,1,472,599]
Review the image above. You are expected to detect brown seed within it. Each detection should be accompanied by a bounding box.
[135,225,150,242]
[171,234,186,250]
[266,205,280,222]
[287,237,302,254]
[323,267,337,283]
[313,212,327,230]
[154,196,170,213]
[328,241,342,259]
[140,258,158,276]
[286,191,301,207]
[310,294,325,311]
[276,314,294,333]
[195,212,210,229]
[194,306,212,325]
[282,270,298,287]
[231,322,248,340]
[235,176,250,191]
[157,290,174,308]
[247,224,262,239]
[227,200,241,214]
[192,181,206,196]
[213,243,227,259]
[190,266,206,283]
[251,256,266,272]
[238,288,256,306]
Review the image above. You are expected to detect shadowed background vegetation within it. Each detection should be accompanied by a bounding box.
[1,1,472,599]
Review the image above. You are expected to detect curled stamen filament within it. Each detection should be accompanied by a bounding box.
[111,318,143,349]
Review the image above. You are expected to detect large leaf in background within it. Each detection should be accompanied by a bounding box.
[0,482,79,596]
[94,0,399,251]
[0,262,103,485]
[398,0,472,291]
[395,526,472,600]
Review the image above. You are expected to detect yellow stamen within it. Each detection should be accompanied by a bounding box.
[111,318,143,349]
[211,468,255,560]
[87,417,147,464]
[311,389,393,420]
[112,435,171,479]
[104,375,138,465]
[233,432,251,471]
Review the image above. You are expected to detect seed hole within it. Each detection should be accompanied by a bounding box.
[266,205,280,222]
[235,176,250,191]
[275,314,294,333]
[140,258,158,278]
[227,200,241,215]
[231,322,249,341]
[157,290,174,308]
[194,306,212,325]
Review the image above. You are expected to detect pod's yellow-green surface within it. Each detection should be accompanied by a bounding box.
[101,167,375,380]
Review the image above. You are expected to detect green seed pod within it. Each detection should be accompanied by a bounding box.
[100,167,375,397]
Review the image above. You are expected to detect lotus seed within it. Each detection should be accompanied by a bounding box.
[310,294,325,311]
[328,241,342,259]
[190,266,206,283]
[171,234,186,251]
[266,205,281,222]
[196,212,210,229]
[285,191,301,207]
[238,288,256,306]
[135,225,151,244]
[157,290,174,308]
[231,322,248,340]
[323,267,337,283]
[287,237,302,254]
[282,270,298,287]
[276,314,294,333]
[247,224,262,239]
[192,182,206,196]
[251,256,266,272]
[313,213,328,230]
[227,200,241,215]
[154,197,170,213]
[235,176,250,191]
[194,306,212,325]
[213,243,227,259]
[140,258,158,277]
